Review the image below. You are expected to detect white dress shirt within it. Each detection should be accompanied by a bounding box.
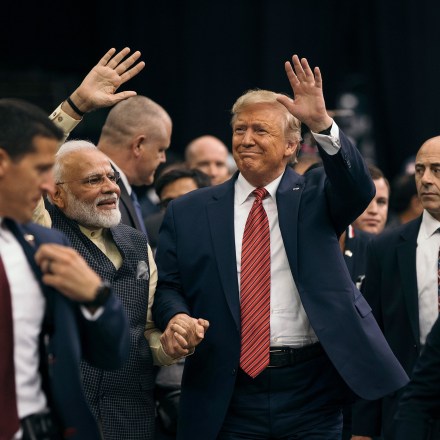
[233,123,341,347]
[0,222,47,422]
[417,210,440,344]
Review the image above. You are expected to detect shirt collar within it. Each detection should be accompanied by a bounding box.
[420,209,440,239]
[79,224,104,240]
[235,172,283,205]
[108,159,132,196]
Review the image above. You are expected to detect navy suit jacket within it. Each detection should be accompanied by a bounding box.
[153,132,409,439]
[6,219,130,439]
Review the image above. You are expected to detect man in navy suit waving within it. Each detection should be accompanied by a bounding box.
[0,98,130,440]
[153,55,409,439]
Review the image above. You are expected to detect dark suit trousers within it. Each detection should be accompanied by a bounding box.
[218,350,353,439]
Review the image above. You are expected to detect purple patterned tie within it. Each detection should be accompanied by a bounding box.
[239,188,270,378]
[438,246,440,312]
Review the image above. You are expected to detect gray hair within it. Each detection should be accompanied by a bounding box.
[53,139,97,183]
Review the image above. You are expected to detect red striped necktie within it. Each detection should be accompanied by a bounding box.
[239,187,270,378]
[0,255,20,438]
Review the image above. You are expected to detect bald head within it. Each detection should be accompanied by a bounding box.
[97,95,172,186]
[415,136,440,221]
[185,135,230,185]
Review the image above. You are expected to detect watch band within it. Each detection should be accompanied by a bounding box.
[80,280,111,308]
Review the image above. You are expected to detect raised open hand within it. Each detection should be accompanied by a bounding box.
[277,54,333,133]
[68,47,146,115]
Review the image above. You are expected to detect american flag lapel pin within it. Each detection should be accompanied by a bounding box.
[23,233,36,247]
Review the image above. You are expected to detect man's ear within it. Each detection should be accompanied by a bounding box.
[131,135,146,158]
[51,185,66,209]
[286,141,299,158]
[0,148,11,177]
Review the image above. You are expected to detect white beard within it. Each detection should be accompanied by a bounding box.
[63,191,121,229]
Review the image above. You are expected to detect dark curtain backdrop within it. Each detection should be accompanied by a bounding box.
[1,0,440,180]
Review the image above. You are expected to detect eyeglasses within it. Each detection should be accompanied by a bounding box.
[56,171,120,187]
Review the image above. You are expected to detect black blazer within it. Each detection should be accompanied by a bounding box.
[118,179,144,232]
[394,315,440,439]
[352,217,423,437]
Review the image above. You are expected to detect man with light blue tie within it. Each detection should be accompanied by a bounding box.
[96,95,172,234]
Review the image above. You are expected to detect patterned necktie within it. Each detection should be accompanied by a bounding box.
[438,246,440,312]
[0,255,20,438]
[130,190,148,235]
[240,187,270,378]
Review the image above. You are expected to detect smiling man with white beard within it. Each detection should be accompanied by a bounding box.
[45,140,207,440]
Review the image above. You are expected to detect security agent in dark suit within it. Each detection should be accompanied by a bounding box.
[0,99,129,439]
[394,315,440,440]
[153,55,408,440]
[96,95,173,233]
[352,135,440,439]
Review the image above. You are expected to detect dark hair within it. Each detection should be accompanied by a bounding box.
[154,168,211,200]
[390,173,417,214]
[367,164,390,194]
[0,98,63,161]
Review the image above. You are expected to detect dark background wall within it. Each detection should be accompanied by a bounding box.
[1,0,440,181]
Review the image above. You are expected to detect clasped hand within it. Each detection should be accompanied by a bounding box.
[160,313,210,359]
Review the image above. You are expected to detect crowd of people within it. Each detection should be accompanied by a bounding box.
[1,46,439,440]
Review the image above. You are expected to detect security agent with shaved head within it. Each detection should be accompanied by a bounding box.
[352,135,440,439]
[152,55,408,439]
[185,135,230,185]
[0,99,129,440]
[97,95,172,232]
[46,140,206,440]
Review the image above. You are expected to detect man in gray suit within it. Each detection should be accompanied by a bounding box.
[46,140,207,440]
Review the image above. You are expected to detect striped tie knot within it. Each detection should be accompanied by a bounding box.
[253,187,268,203]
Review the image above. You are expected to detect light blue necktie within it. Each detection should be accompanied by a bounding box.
[130,190,148,236]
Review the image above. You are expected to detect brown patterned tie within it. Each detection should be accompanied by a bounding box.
[239,188,270,378]
[0,255,20,439]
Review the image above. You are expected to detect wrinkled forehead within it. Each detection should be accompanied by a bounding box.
[234,102,287,127]
[63,149,113,177]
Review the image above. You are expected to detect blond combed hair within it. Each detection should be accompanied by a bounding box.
[230,89,301,145]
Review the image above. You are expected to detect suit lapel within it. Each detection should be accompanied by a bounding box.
[118,177,143,231]
[276,168,304,279]
[397,218,422,346]
[4,219,42,279]
[206,179,240,328]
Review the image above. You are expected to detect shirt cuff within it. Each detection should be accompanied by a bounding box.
[49,103,81,142]
[80,305,105,321]
[311,122,341,155]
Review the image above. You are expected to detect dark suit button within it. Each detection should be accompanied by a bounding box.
[231,368,236,375]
